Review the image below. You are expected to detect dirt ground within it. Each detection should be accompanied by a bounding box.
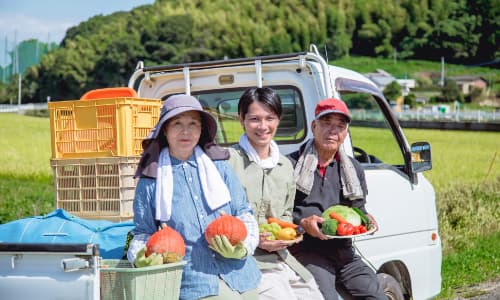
[453,279,500,300]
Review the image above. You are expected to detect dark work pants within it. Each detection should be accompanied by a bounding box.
[291,243,387,300]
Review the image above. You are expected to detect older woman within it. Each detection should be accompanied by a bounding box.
[127,94,261,300]
[227,87,324,300]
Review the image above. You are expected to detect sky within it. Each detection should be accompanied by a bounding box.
[0,0,155,66]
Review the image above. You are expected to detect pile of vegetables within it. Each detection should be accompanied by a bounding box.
[259,217,298,241]
[321,205,372,236]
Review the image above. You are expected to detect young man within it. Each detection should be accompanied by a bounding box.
[288,98,386,300]
[228,87,324,300]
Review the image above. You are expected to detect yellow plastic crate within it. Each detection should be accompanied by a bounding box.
[100,260,186,300]
[49,97,161,158]
[51,156,140,222]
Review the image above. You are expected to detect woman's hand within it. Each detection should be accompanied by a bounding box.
[258,232,290,252]
[209,235,247,259]
[300,215,328,240]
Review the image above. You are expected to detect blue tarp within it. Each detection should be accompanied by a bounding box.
[0,209,135,259]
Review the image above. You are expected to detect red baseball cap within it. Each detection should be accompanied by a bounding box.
[314,98,351,122]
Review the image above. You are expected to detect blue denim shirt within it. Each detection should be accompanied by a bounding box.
[131,155,261,300]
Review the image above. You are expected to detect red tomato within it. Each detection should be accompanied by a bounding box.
[337,223,354,236]
[353,226,361,235]
[358,225,367,233]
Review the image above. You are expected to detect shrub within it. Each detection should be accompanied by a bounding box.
[23,109,49,118]
[437,179,499,255]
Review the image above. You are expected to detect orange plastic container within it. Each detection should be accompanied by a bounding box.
[49,97,161,158]
[80,87,138,100]
[51,156,140,221]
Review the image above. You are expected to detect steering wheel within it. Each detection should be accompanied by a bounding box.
[353,146,371,163]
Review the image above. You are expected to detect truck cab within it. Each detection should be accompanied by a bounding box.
[128,44,441,299]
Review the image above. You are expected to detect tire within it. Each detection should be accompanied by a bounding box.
[377,273,405,300]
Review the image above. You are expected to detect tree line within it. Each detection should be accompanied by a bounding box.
[0,0,497,103]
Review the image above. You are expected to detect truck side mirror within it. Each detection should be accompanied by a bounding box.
[410,142,432,173]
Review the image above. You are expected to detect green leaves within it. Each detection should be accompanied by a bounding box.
[383,81,402,102]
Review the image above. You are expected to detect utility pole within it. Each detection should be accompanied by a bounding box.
[440,56,445,87]
[18,74,21,106]
[14,30,21,107]
[36,39,39,61]
[12,32,17,76]
[3,36,7,83]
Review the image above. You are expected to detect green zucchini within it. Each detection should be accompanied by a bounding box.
[352,207,370,226]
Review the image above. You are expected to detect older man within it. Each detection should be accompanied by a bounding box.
[288,98,386,300]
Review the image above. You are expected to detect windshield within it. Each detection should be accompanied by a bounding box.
[183,87,306,146]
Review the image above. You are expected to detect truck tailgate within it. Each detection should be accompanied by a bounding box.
[0,243,100,300]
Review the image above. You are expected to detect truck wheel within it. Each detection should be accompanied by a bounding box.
[377,273,405,300]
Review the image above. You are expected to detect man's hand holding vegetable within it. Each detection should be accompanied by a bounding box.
[299,215,329,240]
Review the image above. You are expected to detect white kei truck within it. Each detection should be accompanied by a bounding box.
[0,45,441,299]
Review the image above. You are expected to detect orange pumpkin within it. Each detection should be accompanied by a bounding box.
[205,215,247,246]
[145,226,186,263]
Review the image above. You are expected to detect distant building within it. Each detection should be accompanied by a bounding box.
[1,39,58,84]
[364,69,415,96]
[449,76,488,94]
[416,97,427,105]
[397,79,416,96]
[364,69,395,91]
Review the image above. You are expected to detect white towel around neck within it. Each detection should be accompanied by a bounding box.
[293,140,364,200]
[238,134,280,169]
[155,146,231,222]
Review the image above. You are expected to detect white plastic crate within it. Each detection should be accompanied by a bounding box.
[100,260,186,300]
[51,156,140,221]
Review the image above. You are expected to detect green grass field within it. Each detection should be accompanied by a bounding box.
[0,112,498,298]
[0,113,52,178]
[404,128,499,189]
[0,114,53,221]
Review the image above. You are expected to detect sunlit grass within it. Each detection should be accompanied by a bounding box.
[349,126,499,189]
[0,113,52,178]
[403,128,499,189]
[438,232,500,299]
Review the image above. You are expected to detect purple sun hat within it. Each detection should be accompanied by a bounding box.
[145,94,217,143]
[136,94,227,178]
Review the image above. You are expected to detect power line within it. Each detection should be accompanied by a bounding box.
[466,60,500,68]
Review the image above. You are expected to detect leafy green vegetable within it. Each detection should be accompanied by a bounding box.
[322,205,361,226]
[352,207,370,226]
[322,219,339,235]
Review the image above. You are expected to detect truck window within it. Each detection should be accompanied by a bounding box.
[341,92,405,168]
[191,87,305,145]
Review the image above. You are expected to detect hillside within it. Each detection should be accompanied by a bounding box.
[0,0,498,103]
